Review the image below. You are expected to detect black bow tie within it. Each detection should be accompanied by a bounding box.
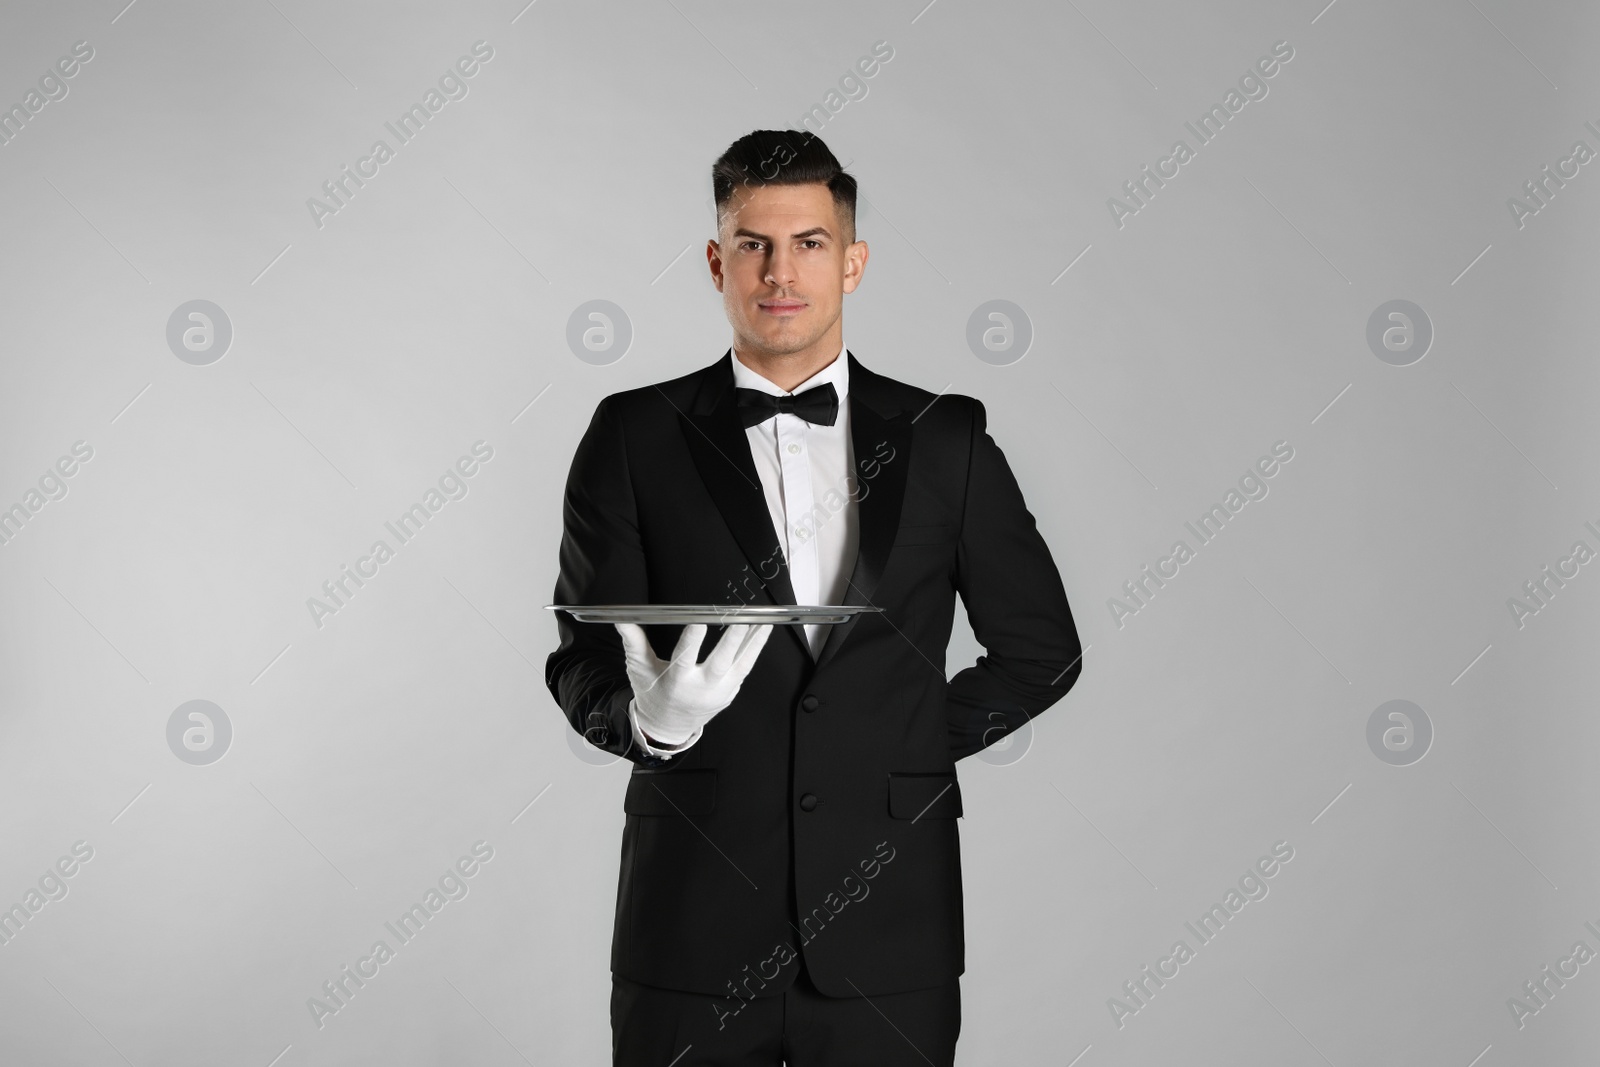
[734,382,840,428]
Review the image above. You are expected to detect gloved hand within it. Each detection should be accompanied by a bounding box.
[615,622,773,752]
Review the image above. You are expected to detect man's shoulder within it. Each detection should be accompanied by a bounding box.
[590,360,716,422]
[857,363,980,438]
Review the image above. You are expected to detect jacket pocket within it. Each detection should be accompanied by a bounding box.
[892,524,957,546]
[887,772,963,819]
[624,769,716,816]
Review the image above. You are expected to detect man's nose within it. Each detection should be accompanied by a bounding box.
[765,250,797,287]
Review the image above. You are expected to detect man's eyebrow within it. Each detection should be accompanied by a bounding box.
[731,226,833,241]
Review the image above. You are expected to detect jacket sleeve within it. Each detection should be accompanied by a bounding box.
[945,398,1084,762]
[544,395,672,767]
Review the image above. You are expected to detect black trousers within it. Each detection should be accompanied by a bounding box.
[610,954,960,1066]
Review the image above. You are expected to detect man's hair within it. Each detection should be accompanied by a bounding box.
[712,129,857,244]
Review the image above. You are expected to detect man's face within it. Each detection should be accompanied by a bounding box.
[708,182,867,360]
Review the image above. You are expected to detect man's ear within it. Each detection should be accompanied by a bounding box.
[842,240,869,295]
[706,239,725,293]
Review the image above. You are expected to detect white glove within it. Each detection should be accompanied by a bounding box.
[615,622,773,755]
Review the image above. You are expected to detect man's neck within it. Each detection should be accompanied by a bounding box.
[732,334,843,392]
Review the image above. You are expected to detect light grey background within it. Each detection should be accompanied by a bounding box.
[1,0,1596,1063]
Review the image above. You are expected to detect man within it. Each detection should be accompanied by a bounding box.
[546,129,1083,1066]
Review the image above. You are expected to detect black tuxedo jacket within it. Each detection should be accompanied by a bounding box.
[545,349,1083,999]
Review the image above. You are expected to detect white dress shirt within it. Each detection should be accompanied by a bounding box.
[630,341,859,758]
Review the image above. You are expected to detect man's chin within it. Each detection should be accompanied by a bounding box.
[743,326,819,358]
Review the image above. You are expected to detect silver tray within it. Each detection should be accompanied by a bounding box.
[546,604,882,625]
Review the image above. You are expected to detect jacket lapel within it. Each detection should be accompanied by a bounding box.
[811,355,912,674]
[678,352,804,654]
[676,349,913,668]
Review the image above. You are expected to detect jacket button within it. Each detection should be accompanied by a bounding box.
[800,695,819,712]
[799,793,819,812]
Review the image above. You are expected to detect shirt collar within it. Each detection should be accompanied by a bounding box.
[730,340,849,400]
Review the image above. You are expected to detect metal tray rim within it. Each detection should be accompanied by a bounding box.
[545,603,882,625]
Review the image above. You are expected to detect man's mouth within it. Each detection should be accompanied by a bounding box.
[759,299,807,316]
